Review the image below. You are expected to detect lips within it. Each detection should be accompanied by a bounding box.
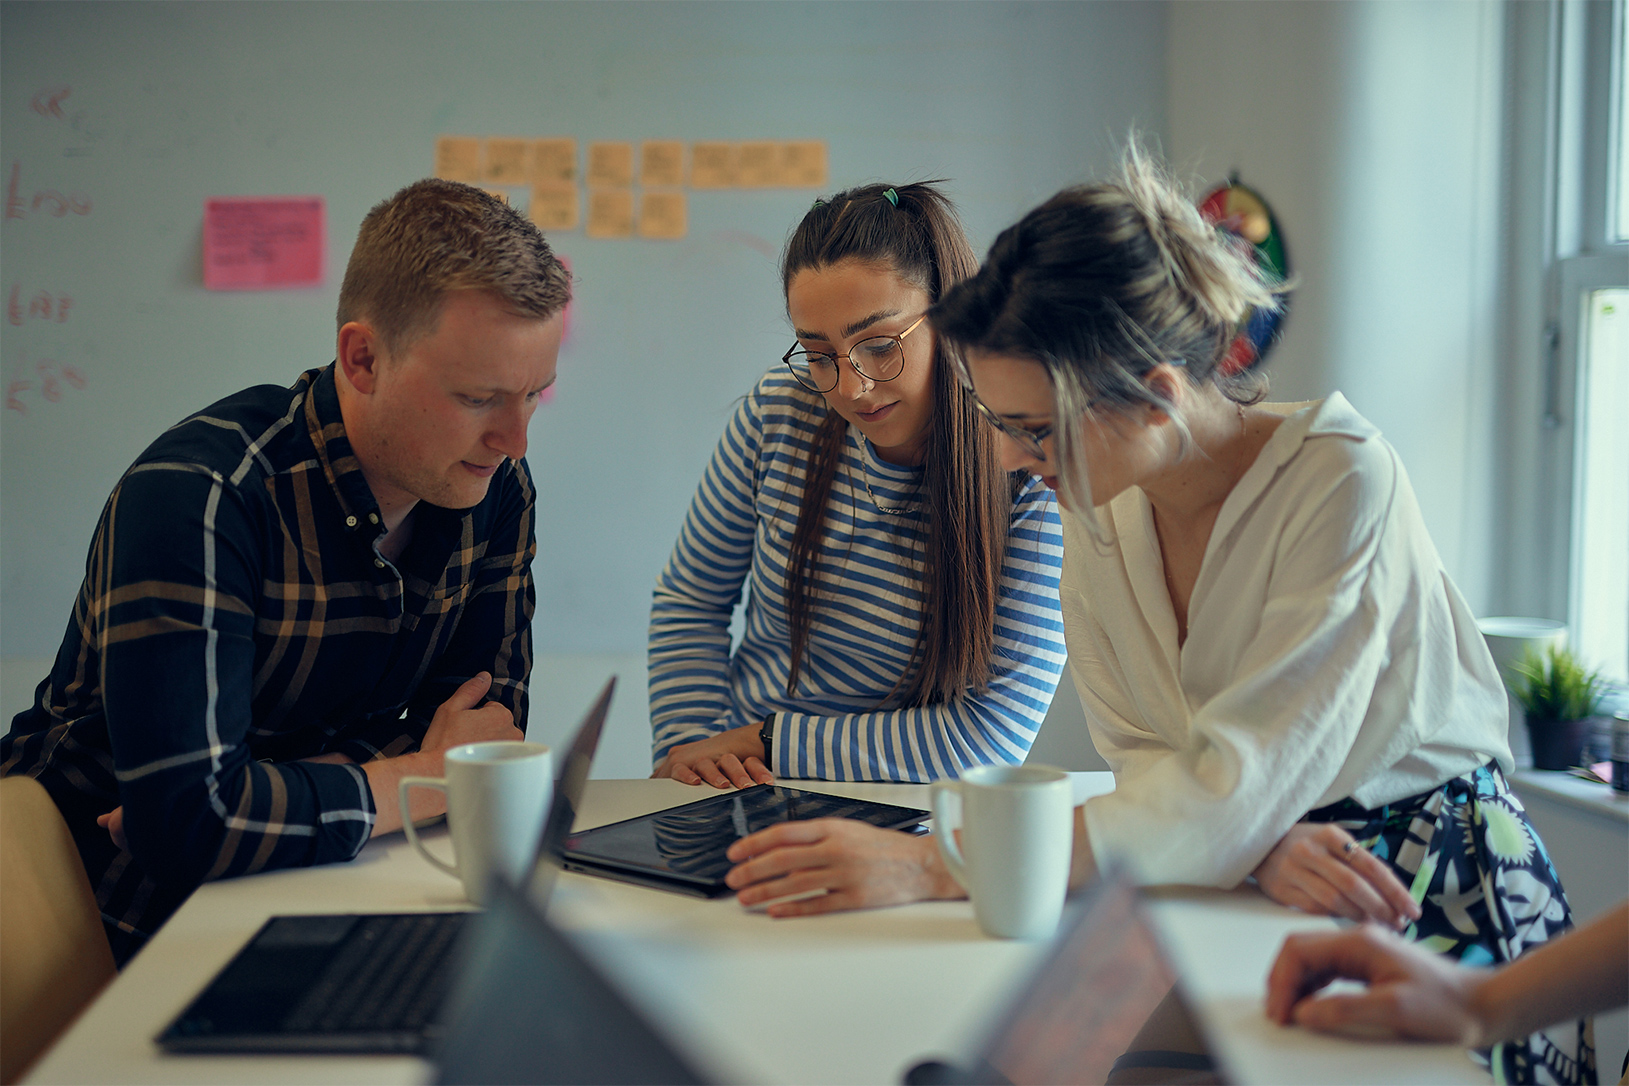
[857,402,896,423]
[462,461,502,478]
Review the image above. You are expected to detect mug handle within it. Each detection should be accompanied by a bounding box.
[399,777,459,879]
[930,782,970,893]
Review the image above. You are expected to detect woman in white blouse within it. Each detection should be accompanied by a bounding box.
[726,148,1588,1085]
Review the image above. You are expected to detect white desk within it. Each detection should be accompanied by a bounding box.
[27,777,1485,1085]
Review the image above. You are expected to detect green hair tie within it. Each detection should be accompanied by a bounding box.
[811,197,826,210]
[882,188,899,208]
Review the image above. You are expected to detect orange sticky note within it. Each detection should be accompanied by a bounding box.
[485,138,531,185]
[638,191,687,240]
[531,138,577,184]
[587,143,634,188]
[781,141,829,188]
[690,142,738,189]
[203,197,325,291]
[641,141,686,187]
[529,184,580,232]
[586,188,634,238]
[737,142,779,188]
[435,136,484,183]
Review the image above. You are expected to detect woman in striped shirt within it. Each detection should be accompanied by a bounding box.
[649,183,1067,788]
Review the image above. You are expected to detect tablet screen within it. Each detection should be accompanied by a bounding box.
[562,785,929,888]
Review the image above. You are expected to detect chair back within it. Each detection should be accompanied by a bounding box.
[0,776,116,1084]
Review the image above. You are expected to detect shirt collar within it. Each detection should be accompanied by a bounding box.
[301,363,386,536]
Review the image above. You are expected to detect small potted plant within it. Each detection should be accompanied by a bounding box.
[1507,644,1606,770]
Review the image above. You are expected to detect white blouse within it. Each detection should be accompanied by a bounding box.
[1066,393,1512,888]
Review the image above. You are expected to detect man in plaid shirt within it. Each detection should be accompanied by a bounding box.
[2,179,569,964]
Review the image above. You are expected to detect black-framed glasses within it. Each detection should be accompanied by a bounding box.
[948,346,1056,459]
[782,315,927,394]
[970,398,1054,460]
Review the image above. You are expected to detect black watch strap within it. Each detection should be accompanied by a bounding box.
[759,712,775,769]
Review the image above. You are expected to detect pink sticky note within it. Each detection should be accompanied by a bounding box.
[203,197,325,290]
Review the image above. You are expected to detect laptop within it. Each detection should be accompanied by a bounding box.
[431,866,1223,1086]
[156,676,617,1055]
[906,873,1225,1085]
[432,873,708,1085]
[561,783,931,897]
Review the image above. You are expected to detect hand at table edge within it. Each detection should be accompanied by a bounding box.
[724,818,963,917]
[652,724,774,790]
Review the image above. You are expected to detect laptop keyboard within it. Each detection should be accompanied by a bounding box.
[281,912,470,1035]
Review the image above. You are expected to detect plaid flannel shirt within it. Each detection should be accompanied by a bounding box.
[2,364,535,963]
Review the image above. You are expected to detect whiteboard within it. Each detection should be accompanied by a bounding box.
[0,0,1167,659]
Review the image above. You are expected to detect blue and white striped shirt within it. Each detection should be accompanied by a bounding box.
[650,369,1067,782]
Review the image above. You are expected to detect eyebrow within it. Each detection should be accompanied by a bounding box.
[467,374,557,395]
[794,307,903,343]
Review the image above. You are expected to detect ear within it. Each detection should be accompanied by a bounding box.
[1141,363,1188,424]
[336,321,386,395]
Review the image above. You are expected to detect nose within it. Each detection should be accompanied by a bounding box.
[995,431,1037,475]
[486,400,532,461]
[831,359,874,401]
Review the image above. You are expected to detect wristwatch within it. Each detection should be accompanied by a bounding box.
[759,712,775,770]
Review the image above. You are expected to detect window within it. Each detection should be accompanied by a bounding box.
[1569,289,1627,682]
[1554,0,1629,682]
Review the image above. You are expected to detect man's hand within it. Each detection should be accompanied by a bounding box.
[419,671,524,756]
[96,807,128,852]
[652,724,773,789]
[1252,823,1421,929]
[364,671,523,836]
[723,819,962,917]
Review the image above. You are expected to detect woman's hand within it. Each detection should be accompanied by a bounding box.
[1252,823,1421,929]
[1265,925,1486,1043]
[652,724,774,789]
[724,818,964,917]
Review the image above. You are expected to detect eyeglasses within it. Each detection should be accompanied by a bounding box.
[969,397,1054,460]
[783,315,927,394]
[948,347,1056,460]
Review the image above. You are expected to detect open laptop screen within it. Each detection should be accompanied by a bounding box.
[965,874,1222,1086]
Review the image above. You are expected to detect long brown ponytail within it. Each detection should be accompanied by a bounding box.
[781,182,1011,707]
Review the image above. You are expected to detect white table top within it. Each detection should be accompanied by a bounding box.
[27,775,1486,1085]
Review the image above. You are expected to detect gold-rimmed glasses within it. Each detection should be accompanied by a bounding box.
[782,315,927,394]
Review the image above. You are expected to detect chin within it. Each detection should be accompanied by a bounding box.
[426,477,495,511]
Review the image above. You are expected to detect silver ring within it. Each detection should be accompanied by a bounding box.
[1341,840,1359,858]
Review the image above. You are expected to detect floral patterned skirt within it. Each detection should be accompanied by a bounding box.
[1304,762,1595,1085]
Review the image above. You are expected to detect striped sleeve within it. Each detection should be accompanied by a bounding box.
[773,480,1067,782]
[648,389,766,760]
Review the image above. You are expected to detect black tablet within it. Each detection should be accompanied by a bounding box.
[560,784,930,897]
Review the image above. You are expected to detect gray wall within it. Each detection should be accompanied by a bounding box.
[0,0,1169,660]
[1168,0,1507,613]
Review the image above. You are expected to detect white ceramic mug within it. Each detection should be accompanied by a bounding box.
[932,765,1074,940]
[1478,616,1568,765]
[400,741,553,905]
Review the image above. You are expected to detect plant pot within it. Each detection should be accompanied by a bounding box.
[1525,714,1592,770]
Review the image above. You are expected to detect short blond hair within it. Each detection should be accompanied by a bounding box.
[338,179,571,350]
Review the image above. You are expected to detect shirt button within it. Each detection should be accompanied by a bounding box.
[374,559,386,569]
[368,513,379,525]
[345,515,358,528]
